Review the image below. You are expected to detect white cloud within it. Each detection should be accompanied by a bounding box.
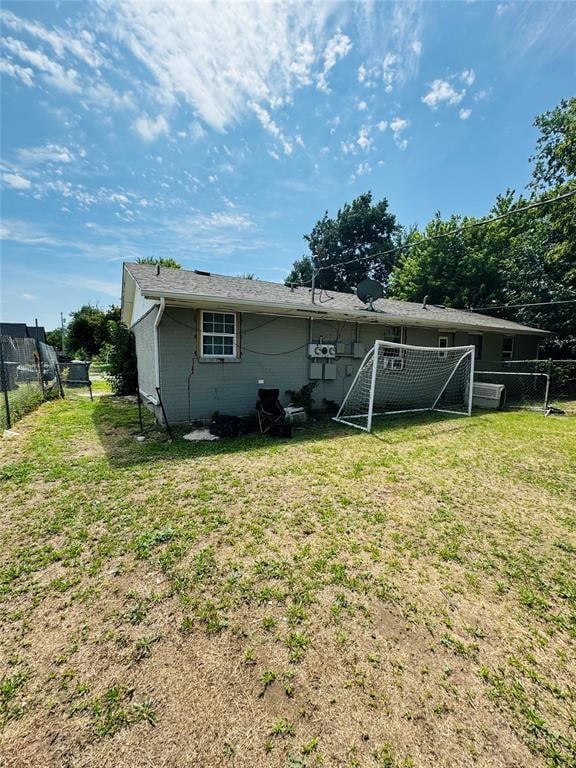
[66,276,120,298]
[389,117,408,135]
[0,9,104,68]
[382,51,398,92]
[355,162,371,176]
[21,293,37,300]
[422,79,465,108]
[289,40,315,86]
[461,68,476,86]
[189,121,207,141]
[317,30,353,93]
[82,83,136,111]
[1,37,80,93]
[0,219,58,245]
[104,2,340,131]
[358,64,367,83]
[134,114,169,143]
[3,172,32,190]
[368,4,423,94]
[18,143,74,164]
[358,100,368,111]
[191,212,254,231]
[377,120,388,131]
[356,126,372,152]
[0,58,34,86]
[474,88,491,102]
[250,103,292,155]
[389,117,409,149]
[459,108,472,120]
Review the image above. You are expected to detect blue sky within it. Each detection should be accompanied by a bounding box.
[1,1,574,330]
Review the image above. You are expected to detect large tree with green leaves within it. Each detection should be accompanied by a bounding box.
[389,97,575,355]
[529,97,575,191]
[66,304,120,359]
[285,192,400,293]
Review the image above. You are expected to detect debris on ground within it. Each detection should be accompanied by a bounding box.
[2,429,20,439]
[183,428,219,441]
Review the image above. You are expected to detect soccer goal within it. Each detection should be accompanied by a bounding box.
[334,340,475,432]
[474,370,550,411]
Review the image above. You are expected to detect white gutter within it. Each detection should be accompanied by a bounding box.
[153,297,165,393]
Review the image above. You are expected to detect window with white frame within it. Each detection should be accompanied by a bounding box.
[381,326,405,357]
[502,335,514,360]
[438,334,449,359]
[201,311,237,357]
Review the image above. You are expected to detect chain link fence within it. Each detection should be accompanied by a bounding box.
[475,359,576,413]
[0,335,63,429]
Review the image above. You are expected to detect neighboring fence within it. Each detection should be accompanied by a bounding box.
[476,359,576,413]
[0,335,63,429]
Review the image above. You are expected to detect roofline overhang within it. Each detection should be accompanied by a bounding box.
[140,290,549,336]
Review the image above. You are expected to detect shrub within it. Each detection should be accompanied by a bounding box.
[106,322,137,395]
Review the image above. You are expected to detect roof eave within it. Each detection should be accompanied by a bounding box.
[140,290,548,335]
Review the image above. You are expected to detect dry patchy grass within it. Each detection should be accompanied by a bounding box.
[0,396,575,768]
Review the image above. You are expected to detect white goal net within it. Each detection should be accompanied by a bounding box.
[334,340,475,432]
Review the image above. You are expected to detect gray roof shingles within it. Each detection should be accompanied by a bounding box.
[125,263,546,335]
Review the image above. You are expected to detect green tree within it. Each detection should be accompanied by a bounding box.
[46,328,64,350]
[529,97,576,191]
[285,192,400,292]
[388,211,502,308]
[136,257,181,269]
[67,305,120,359]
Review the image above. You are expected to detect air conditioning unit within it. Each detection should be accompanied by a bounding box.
[381,356,404,371]
[308,343,336,359]
[472,382,506,409]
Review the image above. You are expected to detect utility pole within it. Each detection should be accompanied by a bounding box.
[311,248,321,305]
[60,312,66,354]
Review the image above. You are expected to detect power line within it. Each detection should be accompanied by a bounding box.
[471,298,576,311]
[301,187,576,278]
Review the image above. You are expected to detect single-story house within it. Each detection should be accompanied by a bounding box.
[0,323,47,343]
[121,262,547,425]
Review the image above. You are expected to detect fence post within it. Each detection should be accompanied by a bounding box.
[34,319,46,400]
[0,337,11,430]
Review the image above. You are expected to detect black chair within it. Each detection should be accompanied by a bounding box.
[256,388,292,437]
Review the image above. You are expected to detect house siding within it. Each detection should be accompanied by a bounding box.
[153,307,542,424]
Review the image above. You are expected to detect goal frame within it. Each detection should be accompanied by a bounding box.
[333,339,475,432]
[474,370,550,411]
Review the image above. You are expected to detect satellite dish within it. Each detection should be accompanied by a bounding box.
[356,279,384,310]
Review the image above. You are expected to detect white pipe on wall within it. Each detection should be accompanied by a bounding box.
[154,297,166,391]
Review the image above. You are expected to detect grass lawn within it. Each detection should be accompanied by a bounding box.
[0,395,575,768]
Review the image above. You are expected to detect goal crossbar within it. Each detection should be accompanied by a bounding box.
[334,339,475,432]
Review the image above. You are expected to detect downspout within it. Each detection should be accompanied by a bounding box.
[154,298,166,392]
